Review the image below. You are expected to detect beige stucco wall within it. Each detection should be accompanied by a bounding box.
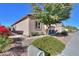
[12,17,30,36]
[55,23,64,32]
[29,18,46,35]
[12,17,46,36]
[12,16,63,36]
[50,23,64,32]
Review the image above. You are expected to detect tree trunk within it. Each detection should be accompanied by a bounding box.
[45,25,51,35]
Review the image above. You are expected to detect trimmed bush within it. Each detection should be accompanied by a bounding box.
[31,32,40,36]
[32,36,65,56]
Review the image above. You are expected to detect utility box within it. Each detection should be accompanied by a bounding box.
[27,45,45,56]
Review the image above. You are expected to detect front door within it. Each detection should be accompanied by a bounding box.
[48,30,56,35]
[48,26,56,35]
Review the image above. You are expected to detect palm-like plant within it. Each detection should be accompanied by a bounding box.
[0,35,13,52]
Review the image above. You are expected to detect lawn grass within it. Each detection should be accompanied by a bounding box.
[32,36,65,56]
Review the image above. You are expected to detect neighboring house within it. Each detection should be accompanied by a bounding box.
[11,14,64,37]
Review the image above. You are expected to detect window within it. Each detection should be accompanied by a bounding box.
[35,21,41,29]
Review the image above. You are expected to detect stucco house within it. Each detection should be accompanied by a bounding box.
[11,14,64,37]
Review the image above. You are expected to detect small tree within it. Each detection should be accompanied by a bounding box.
[32,3,72,34]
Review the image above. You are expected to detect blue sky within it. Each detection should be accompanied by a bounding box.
[63,3,79,28]
[0,3,32,26]
[0,3,79,28]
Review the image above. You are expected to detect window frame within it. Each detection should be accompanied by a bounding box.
[35,21,41,30]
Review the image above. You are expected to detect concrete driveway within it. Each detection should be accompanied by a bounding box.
[61,31,79,56]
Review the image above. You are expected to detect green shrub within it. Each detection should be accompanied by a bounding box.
[0,35,13,53]
[64,26,79,32]
[31,32,40,36]
[61,31,68,36]
[32,36,65,56]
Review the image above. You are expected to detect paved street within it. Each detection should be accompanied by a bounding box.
[61,31,79,56]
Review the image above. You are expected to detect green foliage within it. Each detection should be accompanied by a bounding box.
[32,36,65,55]
[31,32,40,36]
[0,35,13,52]
[32,3,72,34]
[32,3,72,25]
[64,26,79,32]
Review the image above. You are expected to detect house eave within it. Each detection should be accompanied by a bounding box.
[11,14,35,26]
